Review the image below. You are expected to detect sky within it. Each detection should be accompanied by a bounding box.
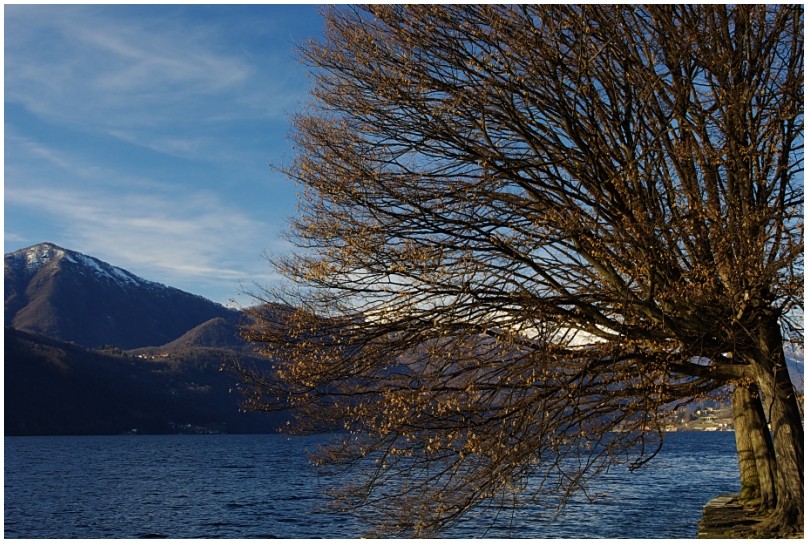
[4,4,327,306]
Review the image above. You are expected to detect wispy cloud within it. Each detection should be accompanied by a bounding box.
[7,179,286,301]
[6,5,306,153]
[5,132,289,302]
[5,5,317,305]
[4,231,30,246]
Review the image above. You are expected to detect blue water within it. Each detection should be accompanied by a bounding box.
[5,432,738,538]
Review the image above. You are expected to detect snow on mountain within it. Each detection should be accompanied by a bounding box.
[5,242,237,349]
[6,242,160,291]
[72,252,145,288]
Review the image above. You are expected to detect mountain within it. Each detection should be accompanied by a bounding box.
[5,242,801,436]
[146,316,253,352]
[5,242,237,350]
[4,327,283,435]
[3,242,292,435]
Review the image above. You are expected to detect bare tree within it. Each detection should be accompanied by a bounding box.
[239,5,803,536]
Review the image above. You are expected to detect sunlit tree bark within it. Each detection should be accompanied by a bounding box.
[238,5,803,536]
[733,384,777,508]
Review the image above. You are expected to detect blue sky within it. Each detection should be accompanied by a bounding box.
[5,4,326,306]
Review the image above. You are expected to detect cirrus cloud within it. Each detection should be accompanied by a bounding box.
[5,5,322,305]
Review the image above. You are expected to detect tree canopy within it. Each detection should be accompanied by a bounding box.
[238,5,803,536]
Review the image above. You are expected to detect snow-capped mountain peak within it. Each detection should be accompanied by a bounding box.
[19,242,66,271]
[7,242,159,291]
[5,242,236,350]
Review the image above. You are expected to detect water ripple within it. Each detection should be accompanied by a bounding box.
[5,432,738,538]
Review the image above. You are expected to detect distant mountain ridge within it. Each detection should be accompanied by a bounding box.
[154,316,252,352]
[4,242,285,435]
[5,242,237,350]
[5,326,282,435]
[3,242,801,436]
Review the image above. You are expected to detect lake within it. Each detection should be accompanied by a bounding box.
[5,431,738,538]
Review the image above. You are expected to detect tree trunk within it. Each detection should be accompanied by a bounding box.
[732,383,777,508]
[749,316,804,535]
[733,385,762,500]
